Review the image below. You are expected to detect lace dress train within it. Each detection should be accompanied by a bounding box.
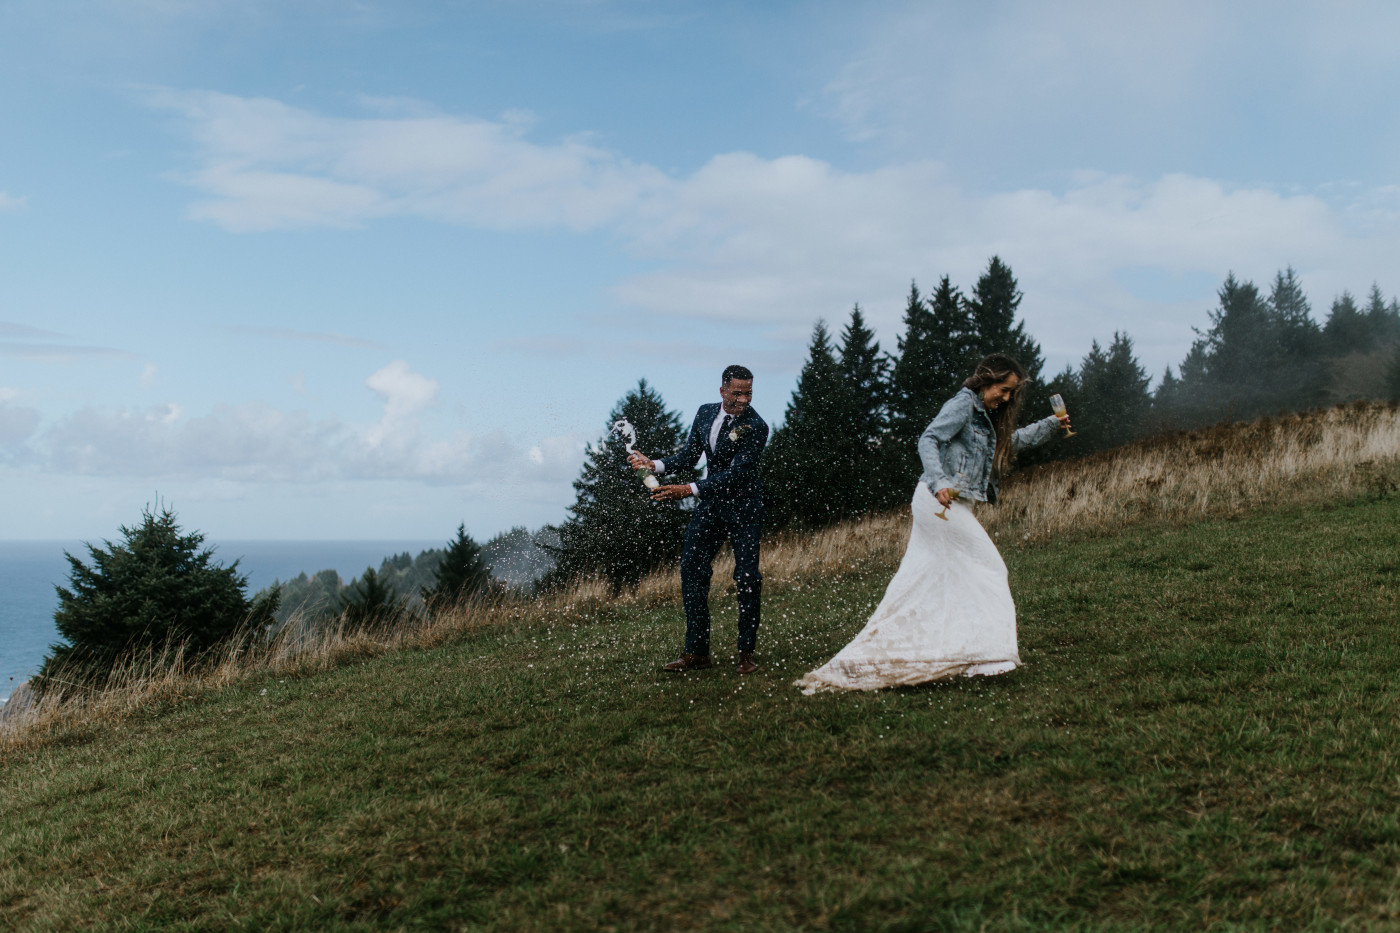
[795,484,1020,694]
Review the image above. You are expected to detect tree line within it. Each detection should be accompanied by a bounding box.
[36,512,496,694]
[34,258,1399,691]
[550,258,1400,591]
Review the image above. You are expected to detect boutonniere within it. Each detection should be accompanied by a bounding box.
[728,423,753,443]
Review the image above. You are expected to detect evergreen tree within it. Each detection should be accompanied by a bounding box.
[1324,291,1369,355]
[966,256,1045,384]
[834,305,894,514]
[1146,366,1184,434]
[338,567,407,628]
[887,277,976,482]
[763,321,850,529]
[1387,344,1400,402]
[1174,272,1288,425]
[966,256,1057,464]
[547,379,692,592]
[1364,283,1400,345]
[1074,332,1152,453]
[1267,267,1326,411]
[423,523,490,608]
[38,505,278,692]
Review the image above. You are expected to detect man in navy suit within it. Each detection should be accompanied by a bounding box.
[628,365,769,674]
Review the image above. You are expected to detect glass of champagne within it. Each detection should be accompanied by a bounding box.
[1050,393,1076,436]
[935,472,966,520]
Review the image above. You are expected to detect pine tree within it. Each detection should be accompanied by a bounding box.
[1074,332,1152,453]
[1387,344,1400,402]
[887,277,976,481]
[887,282,936,455]
[834,305,893,514]
[339,567,406,628]
[1267,267,1326,411]
[423,523,490,608]
[1324,291,1369,355]
[966,256,1045,383]
[547,379,692,592]
[763,321,849,529]
[38,505,277,692]
[1174,272,1284,425]
[1146,366,1184,434]
[966,256,1057,464]
[1364,283,1400,345]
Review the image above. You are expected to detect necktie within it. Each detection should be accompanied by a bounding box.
[716,414,733,450]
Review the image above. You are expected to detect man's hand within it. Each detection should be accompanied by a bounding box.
[627,452,656,471]
[650,484,693,502]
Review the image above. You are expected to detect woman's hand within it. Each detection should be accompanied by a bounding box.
[935,487,954,508]
[1056,413,1073,433]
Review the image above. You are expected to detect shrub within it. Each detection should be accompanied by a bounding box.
[37,506,278,693]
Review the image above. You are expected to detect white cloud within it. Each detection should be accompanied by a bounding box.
[152,87,1400,377]
[20,362,587,491]
[0,390,40,453]
[152,89,668,233]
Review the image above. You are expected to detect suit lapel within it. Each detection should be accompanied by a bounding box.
[701,403,722,457]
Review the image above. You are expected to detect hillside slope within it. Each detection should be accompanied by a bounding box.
[2,492,1398,931]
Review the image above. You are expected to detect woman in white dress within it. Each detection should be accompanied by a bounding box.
[796,353,1070,694]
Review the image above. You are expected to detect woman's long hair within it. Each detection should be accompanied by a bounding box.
[962,353,1029,478]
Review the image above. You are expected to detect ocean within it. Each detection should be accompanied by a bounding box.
[0,540,440,704]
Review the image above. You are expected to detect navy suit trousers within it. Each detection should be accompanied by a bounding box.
[680,507,763,656]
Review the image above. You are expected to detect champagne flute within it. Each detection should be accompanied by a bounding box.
[934,488,961,520]
[935,471,966,520]
[1050,393,1076,437]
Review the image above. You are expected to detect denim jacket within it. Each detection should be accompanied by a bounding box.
[917,387,1059,504]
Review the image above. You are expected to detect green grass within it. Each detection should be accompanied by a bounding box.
[3,496,1400,931]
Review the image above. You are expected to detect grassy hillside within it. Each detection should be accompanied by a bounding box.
[3,488,1398,930]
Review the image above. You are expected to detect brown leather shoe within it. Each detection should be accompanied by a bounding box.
[736,651,758,675]
[662,653,712,672]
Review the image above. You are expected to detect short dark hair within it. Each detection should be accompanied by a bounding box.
[722,364,753,385]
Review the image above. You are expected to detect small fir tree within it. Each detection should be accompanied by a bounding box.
[1267,267,1326,411]
[1324,291,1369,356]
[966,256,1046,385]
[423,524,490,608]
[338,566,407,628]
[763,321,851,529]
[38,505,277,693]
[835,305,895,514]
[1074,332,1152,453]
[1387,344,1400,402]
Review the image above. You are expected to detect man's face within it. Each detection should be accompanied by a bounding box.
[720,378,753,416]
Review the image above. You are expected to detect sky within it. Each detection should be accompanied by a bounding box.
[2,0,1398,542]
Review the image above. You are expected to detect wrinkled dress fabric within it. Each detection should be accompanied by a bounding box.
[795,484,1020,694]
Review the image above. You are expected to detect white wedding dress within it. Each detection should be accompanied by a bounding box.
[795,484,1020,694]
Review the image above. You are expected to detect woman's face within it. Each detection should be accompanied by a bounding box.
[981,373,1021,410]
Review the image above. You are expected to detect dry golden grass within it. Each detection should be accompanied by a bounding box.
[5,400,1397,751]
[989,399,1400,546]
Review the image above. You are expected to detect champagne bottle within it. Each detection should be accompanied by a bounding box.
[636,464,661,489]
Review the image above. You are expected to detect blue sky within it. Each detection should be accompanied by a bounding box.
[2,1,1397,541]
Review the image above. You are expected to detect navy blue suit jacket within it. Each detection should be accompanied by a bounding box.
[666,403,769,523]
